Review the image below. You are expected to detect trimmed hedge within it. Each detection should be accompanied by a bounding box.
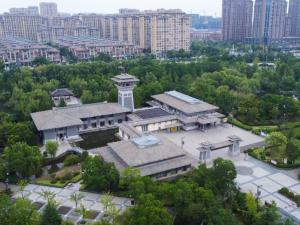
[278,188,300,206]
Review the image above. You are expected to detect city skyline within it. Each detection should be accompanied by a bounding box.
[1,0,222,17]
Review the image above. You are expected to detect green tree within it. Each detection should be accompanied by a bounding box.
[4,142,42,178]
[45,141,59,159]
[266,132,288,162]
[70,192,85,209]
[58,98,66,107]
[81,156,120,192]
[0,194,40,225]
[121,194,172,225]
[119,167,141,190]
[32,57,51,66]
[40,202,62,225]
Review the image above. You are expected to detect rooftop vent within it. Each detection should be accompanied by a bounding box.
[132,135,160,149]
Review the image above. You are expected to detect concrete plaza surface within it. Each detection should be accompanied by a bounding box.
[236,157,300,224]
[11,184,131,224]
[161,123,265,158]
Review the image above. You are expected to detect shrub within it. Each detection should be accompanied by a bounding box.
[63,155,81,167]
[80,151,89,161]
[48,164,59,174]
[278,187,300,206]
[60,171,74,183]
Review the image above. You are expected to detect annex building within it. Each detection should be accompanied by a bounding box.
[91,134,198,180]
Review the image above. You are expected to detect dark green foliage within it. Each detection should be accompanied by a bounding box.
[63,154,81,167]
[0,194,40,225]
[3,142,42,178]
[32,57,51,66]
[58,98,66,107]
[40,203,62,225]
[121,194,172,225]
[81,156,120,192]
[279,188,300,206]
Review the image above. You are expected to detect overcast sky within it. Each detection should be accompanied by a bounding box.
[0,0,222,17]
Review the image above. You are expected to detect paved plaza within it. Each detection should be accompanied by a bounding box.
[11,184,132,224]
[161,124,265,159]
[236,157,300,224]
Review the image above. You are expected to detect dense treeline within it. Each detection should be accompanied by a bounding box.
[0,42,299,224]
[0,43,300,148]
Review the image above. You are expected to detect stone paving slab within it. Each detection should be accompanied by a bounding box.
[252,167,271,178]
[268,173,298,187]
[239,182,269,198]
[291,210,300,221]
[24,184,39,192]
[83,192,101,202]
[289,184,300,195]
[57,189,75,197]
[234,161,256,168]
[261,195,296,213]
[235,174,255,185]
[254,177,283,193]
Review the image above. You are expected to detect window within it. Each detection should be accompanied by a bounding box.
[108,120,114,126]
[100,121,105,127]
[118,119,123,124]
[91,123,97,128]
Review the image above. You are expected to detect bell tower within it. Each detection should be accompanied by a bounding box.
[112,74,139,111]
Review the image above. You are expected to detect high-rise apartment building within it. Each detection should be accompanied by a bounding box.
[287,0,300,37]
[150,10,190,53]
[222,0,253,42]
[0,8,190,54]
[2,15,42,41]
[9,7,39,15]
[252,0,287,43]
[39,2,58,17]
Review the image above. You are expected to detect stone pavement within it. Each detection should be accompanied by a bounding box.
[235,157,300,224]
[11,184,132,224]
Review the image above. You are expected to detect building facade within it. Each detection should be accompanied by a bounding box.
[287,0,300,37]
[0,37,60,68]
[31,102,130,143]
[222,0,253,42]
[0,8,190,54]
[39,2,58,17]
[2,14,43,41]
[9,7,39,16]
[252,0,287,44]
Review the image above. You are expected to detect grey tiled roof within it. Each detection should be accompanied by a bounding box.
[152,92,219,115]
[31,102,130,131]
[50,88,74,97]
[94,134,198,177]
[107,134,187,167]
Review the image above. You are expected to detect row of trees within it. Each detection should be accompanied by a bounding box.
[0,155,294,225]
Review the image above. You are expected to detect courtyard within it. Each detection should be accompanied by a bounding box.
[160,123,265,159]
[11,184,132,224]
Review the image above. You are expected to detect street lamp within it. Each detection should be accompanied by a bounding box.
[5,172,9,192]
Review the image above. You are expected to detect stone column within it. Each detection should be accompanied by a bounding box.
[228,135,241,156]
[198,142,213,164]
